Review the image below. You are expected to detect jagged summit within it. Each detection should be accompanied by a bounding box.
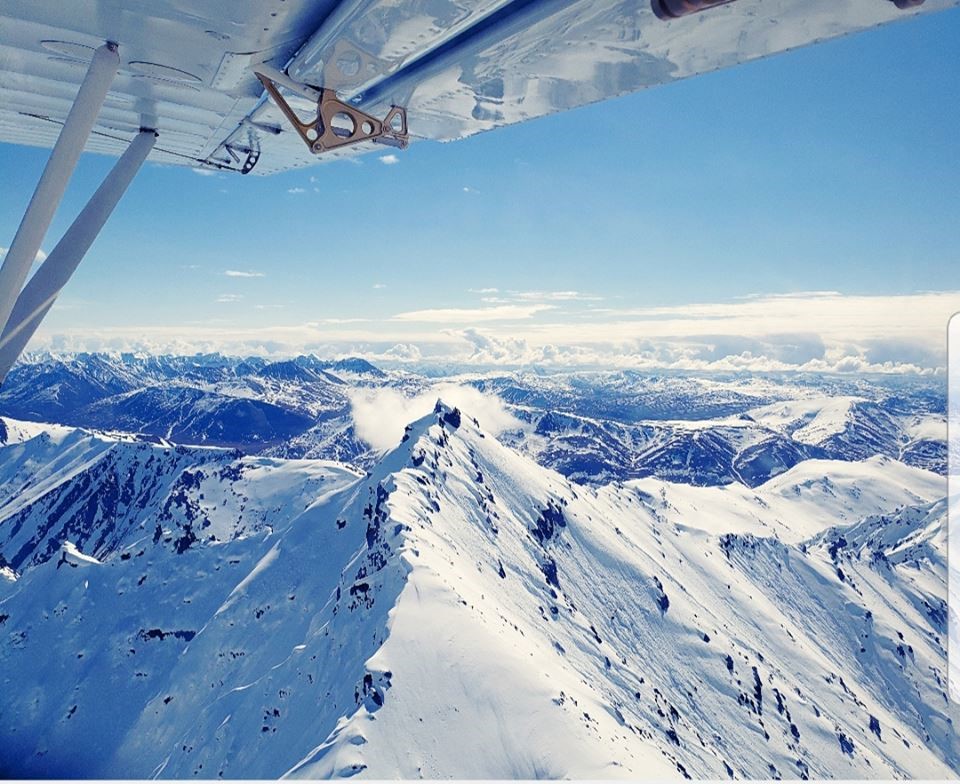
[0,407,956,778]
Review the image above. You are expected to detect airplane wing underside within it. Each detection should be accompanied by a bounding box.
[0,0,956,176]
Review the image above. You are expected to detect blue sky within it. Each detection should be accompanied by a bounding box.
[1,6,958,371]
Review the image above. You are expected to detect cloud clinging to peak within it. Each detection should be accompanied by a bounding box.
[348,385,520,452]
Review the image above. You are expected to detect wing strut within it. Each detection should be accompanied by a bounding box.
[0,42,120,338]
[0,130,157,384]
[0,43,160,385]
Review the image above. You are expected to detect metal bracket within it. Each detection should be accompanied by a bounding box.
[235,127,262,174]
[254,69,408,155]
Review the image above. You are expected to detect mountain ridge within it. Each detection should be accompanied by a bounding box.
[0,402,955,777]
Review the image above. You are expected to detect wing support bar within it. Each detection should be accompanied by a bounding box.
[0,42,119,342]
[0,130,157,384]
[254,65,408,155]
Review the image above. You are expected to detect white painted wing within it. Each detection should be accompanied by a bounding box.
[1,0,956,175]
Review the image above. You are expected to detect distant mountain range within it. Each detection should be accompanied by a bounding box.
[0,354,947,489]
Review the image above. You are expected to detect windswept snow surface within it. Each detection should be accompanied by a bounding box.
[0,404,955,778]
[630,455,945,543]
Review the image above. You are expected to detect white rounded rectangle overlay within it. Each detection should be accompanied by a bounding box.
[949,312,960,701]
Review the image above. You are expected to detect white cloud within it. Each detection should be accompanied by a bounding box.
[225,269,265,278]
[287,187,306,194]
[383,343,421,361]
[215,294,243,303]
[467,289,602,305]
[348,385,521,452]
[191,168,217,177]
[0,246,47,264]
[379,154,399,165]
[450,328,940,374]
[555,290,959,345]
[372,283,387,290]
[457,328,530,363]
[392,304,555,323]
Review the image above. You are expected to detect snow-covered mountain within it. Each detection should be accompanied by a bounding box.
[0,354,947,489]
[0,354,388,459]
[0,404,955,778]
[0,417,360,572]
[504,395,946,488]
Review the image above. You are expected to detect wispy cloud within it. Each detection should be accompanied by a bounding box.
[215,294,243,303]
[191,168,217,177]
[508,290,601,302]
[225,270,265,278]
[392,304,555,323]
[372,283,387,290]
[581,291,958,342]
[379,154,399,166]
[287,187,306,194]
[307,317,371,325]
[468,287,602,304]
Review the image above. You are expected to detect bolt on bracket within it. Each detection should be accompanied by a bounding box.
[255,70,408,155]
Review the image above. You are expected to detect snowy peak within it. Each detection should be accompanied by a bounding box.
[811,498,947,572]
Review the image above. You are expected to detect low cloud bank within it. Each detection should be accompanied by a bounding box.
[32,290,958,375]
[348,385,521,452]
